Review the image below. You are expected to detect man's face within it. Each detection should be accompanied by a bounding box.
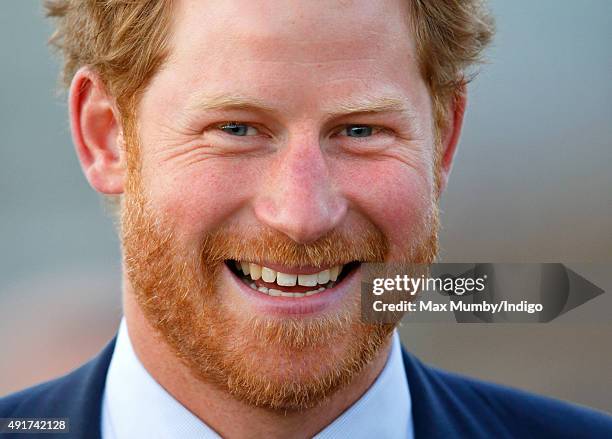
[122,0,439,410]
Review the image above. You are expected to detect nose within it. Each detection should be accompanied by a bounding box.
[254,137,347,244]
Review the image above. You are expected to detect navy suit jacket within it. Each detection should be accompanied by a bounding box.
[1,338,611,438]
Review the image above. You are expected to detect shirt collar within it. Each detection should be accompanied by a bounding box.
[102,317,413,439]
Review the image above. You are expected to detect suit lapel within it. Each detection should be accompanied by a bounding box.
[43,338,117,438]
[401,346,466,438]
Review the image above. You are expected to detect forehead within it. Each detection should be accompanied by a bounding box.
[153,0,424,116]
[173,0,412,42]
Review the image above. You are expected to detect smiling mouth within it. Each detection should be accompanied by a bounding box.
[226,260,360,298]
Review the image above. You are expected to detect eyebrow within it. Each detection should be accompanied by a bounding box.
[325,95,412,118]
[186,92,414,119]
[186,93,277,114]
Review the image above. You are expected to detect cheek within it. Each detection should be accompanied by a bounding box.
[336,158,435,242]
[141,158,264,238]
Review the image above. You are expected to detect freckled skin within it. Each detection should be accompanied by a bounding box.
[84,0,462,437]
[137,0,436,253]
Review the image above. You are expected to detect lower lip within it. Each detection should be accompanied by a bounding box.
[225,263,360,317]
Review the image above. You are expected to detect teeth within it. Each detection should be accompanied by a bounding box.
[247,280,328,298]
[298,273,318,287]
[317,269,330,284]
[261,267,277,283]
[330,265,340,281]
[236,261,348,296]
[276,272,297,286]
[240,261,250,275]
[249,263,262,280]
[237,262,344,285]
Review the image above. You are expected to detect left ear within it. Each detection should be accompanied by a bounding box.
[436,88,466,194]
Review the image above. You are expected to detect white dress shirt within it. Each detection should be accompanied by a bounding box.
[101,318,413,438]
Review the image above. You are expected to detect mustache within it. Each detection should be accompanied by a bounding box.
[200,225,390,268]
[121,185,389,270]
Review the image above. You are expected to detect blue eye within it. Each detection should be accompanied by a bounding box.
[343,125,374,137]
[219,122,259,136]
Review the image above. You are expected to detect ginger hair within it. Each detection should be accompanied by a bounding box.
[45,0,493,121]
[45,0,494,201]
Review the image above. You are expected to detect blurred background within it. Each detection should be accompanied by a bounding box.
[1,0,611,412]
